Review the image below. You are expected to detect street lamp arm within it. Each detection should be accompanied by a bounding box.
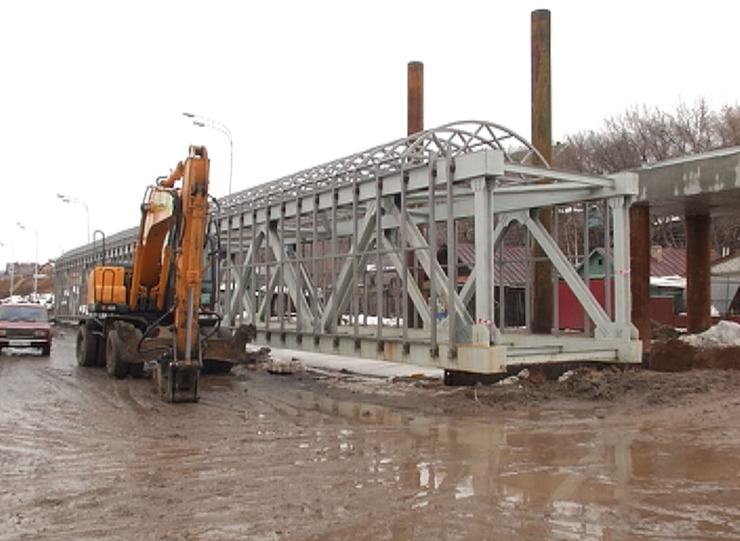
[56,193,91,244]
[186,112,232,139]
[211,120,232,139]
[186,112,234,195]
[193,119,232,141]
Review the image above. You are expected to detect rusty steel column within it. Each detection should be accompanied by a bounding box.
[685,213,712,333]
[407,61,425,328]
[408,61,424,135]
[630,204,651,353]
[530,9,553,334]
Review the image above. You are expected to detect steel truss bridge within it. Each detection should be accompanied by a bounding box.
[54,121,641,374]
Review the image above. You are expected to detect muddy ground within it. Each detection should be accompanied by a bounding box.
[295,358,740,414]
[272,334,740,415]
[2,330,740,540]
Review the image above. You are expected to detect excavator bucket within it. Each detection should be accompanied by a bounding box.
[155,359,200,403]
[201,324,256,373]
[144,326,200,403]
[150,324,255,401]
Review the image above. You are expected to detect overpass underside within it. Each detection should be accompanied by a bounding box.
[55,121,642,374]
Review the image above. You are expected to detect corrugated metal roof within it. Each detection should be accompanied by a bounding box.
[711,253,740,277]
[647,246,719,277]
[456,244,718,283]
[457,244,529,284]
[647,247,688,277]
[580,246,720,278]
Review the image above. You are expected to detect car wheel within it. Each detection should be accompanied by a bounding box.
[76,326,98,367]
[105,330,129,379]
[40,343,51,357]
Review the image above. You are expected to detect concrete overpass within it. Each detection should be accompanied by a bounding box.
[630,146,740,351]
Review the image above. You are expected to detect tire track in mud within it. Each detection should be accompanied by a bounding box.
[5,342,441,538]
[0,348,206,540]
[35,357,169,422]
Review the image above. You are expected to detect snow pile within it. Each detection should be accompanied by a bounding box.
[1,293,54,307]
[499,368,530,385]
[650,275,686,288]
[680,320,740,348]
[558,370,575,382]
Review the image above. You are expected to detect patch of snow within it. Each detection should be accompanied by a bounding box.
[341,314,403,327]
[680,320,740,348]
[650,275,686,288]
[558,370,575,382]
[499,368,529,385]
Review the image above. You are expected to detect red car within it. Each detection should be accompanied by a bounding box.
[0,303,52,356]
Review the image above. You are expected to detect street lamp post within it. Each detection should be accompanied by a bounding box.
[182,112,233,195]
[57,193,91,244]
[0,241,15,298]
[16,222,38,299]
[183,112,234,321]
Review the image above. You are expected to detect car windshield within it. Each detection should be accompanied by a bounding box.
[0,305,49,323]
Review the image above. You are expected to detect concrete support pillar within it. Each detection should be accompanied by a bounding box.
[630,204,651,352]
[685,213,712,333]
[531,9,553,334]
[472,178,493,324]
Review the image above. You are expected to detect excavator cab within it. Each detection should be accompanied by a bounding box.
[199,233,220,311]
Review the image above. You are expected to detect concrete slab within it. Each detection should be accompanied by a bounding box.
[265,347,444,379]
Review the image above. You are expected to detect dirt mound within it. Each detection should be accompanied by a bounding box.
[447,364,740,411]
[651,319,683,340]
[649,339,740,371]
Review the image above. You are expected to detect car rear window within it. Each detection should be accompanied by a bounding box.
[0,305,49,323]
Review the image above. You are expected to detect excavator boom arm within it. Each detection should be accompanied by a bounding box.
[173,146,210,360]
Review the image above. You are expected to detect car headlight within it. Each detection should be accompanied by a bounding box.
[34,330,49,338]
[0,330,6,337]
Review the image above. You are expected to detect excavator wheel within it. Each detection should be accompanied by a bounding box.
[105,330,129,379]
[96,334,107,367]
[76,324,98,367]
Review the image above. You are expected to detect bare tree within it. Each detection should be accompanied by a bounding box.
[554,100,740,252]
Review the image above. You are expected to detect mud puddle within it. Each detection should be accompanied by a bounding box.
[251,376,740,540]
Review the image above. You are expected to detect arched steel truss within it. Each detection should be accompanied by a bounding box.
[216,121,549,215]
[54,121,642,373]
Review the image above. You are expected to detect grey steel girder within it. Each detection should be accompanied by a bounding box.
[228,229,263,325]
[265,224,318,330]
[458,216,511,308]
[319,202,378,331]
[382,197,474,326]
[379,235,432,328]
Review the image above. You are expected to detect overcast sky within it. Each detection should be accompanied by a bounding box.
[1,0,738,268]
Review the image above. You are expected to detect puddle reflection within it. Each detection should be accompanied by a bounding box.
[283,387,740,540]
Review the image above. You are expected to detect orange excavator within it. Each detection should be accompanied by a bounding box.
[75,146,253,402]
